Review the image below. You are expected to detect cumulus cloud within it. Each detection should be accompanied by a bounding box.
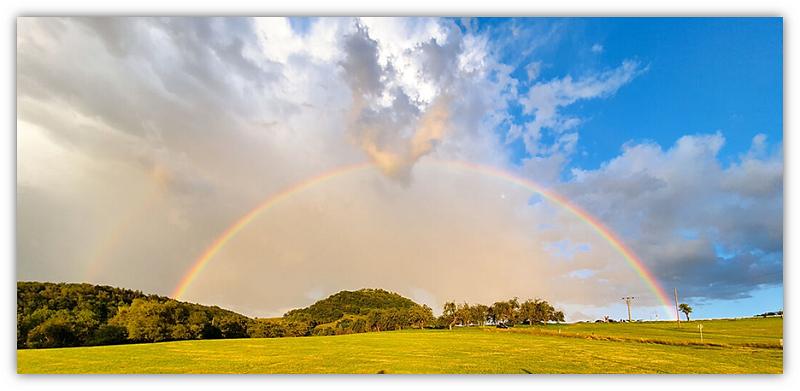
[515,60,645,149]
[561,133,783,300]
[340,26,454,181]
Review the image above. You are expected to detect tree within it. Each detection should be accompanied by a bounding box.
[109,299,168,342]
[442,302,457,330]
[470,304,489,326]
[551,310,565,323]
[88,324,127,346]
[351,318,367,333]
[456,303,471,326]
[187,310,210,338]
[247,319,287,338]
[508,298,521,324]
[491,301,511,325]
[170,324,193,340]
[408,305,434,329]
[366,309,386,332]
[385,308,406,330]
[212,314,248,338]
[679,303,693,321]
[533,299,554,324]
[520,299,537,325]
[26,317,77,348]
[486,305,497,325]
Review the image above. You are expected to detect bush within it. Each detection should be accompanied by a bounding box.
[247,319,286,338]
[88,324,128,346]
[27,318,76,348]
[351,318,367,333]
[312,325,336,336]
[170,324,193,340]
[212,315,248,339]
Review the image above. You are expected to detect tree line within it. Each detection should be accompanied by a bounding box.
[17,282,250,348]
[18,282,566,349]
[439,298,565,330]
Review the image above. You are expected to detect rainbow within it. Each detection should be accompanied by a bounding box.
[85,188,160,281]
[171,160,675,317]
[171,161,372,300]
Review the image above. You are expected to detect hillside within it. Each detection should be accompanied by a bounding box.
[279,288,434,336]
[285,288,423,324]
[17,281,251,349]
[17,282,433,348]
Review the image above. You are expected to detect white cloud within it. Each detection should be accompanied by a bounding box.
[525,60,543,81]
[520,60,644,141]
[561,133,783,299]
[509,60,646,184]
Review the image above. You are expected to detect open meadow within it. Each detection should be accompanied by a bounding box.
[17,318,782,374]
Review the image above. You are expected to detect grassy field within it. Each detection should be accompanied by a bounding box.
[514,317,783,348]
[17,318,782,374]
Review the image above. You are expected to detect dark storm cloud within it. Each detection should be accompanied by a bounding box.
[560,133,783,300]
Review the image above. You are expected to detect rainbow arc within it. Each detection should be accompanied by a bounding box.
[171,160,674,317]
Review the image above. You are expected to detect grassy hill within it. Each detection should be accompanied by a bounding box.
[285,288,421,323]
[17,282,432,347]
[17,318,782,374]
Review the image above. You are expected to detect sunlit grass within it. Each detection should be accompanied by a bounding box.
[17,318,782,374]
[514,317,783,348]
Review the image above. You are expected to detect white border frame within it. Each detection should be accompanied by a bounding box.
[2,1,794,390]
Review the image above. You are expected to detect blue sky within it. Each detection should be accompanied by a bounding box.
[473,17,783,170]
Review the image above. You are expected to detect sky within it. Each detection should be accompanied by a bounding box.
[16,17,783,321]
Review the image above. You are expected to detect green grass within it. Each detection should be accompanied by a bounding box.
[17,318,782,374]
[514,317,784,348]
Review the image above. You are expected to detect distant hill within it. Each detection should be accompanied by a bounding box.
[17,282,435,348]
[284,288,422,324]
[282,288,434,336]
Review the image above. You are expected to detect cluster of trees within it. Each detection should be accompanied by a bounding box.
[18,282,145,348]
[18,282,568,349]
[309,305,436,336]
[109,298,250,342]
[17,284,440,348]
[439,298,564,329]
[18,282,250,348]
[283,289,435,336]
[284,289,421,324]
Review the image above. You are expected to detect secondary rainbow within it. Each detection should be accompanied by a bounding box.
[172,160,675,316]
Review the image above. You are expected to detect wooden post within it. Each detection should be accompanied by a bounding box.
[698,324,703,343]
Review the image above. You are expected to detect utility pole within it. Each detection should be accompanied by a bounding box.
[698,324,703,343]
[621,297,635,322]
[674,287,681,327]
